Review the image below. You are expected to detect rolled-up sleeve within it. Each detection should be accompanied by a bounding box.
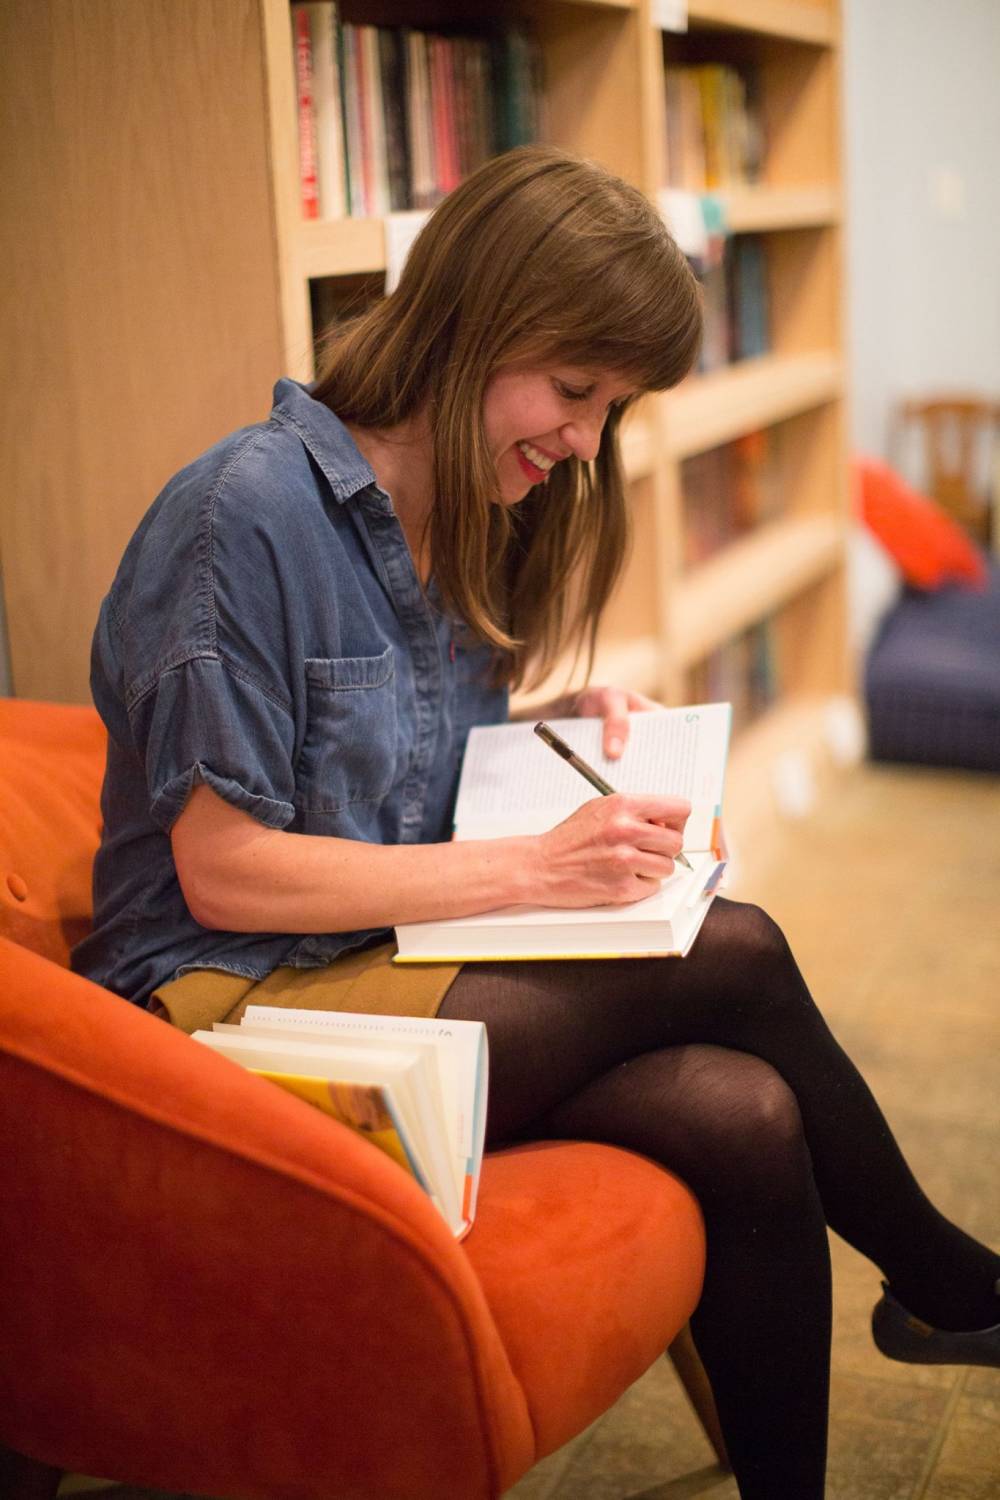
[127,653,297,832]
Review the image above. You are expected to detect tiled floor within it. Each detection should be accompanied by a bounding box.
[60,763,1000,1500]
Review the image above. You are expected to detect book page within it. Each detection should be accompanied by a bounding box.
[455,704,731,849]
[239,1008,487,1176]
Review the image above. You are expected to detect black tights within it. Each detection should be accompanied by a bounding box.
[438,898,999,1500]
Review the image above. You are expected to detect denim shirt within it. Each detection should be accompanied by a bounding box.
[72,379,508,1006]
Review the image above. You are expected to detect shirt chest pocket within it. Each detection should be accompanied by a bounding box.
[296,646,398,812]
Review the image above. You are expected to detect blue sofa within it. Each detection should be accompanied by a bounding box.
[865,556,1000,773]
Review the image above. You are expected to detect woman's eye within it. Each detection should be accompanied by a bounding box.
[555,381,590,402]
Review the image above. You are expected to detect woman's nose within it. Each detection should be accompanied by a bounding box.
[561,410,604,463]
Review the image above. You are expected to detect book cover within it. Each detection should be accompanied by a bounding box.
[252,1068,417,1176]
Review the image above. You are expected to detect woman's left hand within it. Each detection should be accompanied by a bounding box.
[568,685,663,760]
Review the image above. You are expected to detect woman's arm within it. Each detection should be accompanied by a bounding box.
[171,781,689,934]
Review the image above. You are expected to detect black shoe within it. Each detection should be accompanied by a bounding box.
[872,1282,1000,1368]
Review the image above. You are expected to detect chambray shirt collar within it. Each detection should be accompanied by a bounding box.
[270,377,387,507]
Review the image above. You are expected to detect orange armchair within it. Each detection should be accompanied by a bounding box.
[0,698,715,1500]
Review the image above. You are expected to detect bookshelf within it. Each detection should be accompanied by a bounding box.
[6,0,851,852]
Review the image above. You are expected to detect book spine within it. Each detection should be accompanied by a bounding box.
[379,27,411,212]
[291,5,321,220]
[308,2,346,219]
[361,25,390,216]
[407,30,435,210]
[341,25,366,216]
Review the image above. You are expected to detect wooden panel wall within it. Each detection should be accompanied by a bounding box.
[0,0,285,703]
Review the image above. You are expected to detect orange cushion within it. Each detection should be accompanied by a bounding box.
[855,456,987,591]
[0,941,534,1499]
[466,1142,704,1460]
[0,699,106,965]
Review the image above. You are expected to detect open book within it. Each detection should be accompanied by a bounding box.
[395,702,731,963]
[191,1007,488,1240]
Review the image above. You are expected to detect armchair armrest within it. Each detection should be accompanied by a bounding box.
[0,939,533,1500]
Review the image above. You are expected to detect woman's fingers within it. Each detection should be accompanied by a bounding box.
[534,793,692,907]
[600,690,631,759]
[570,684,664,759]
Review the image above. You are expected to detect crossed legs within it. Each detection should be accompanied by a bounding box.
[439,898,1000,1498]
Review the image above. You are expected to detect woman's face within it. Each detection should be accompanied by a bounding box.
[482,365,639,505]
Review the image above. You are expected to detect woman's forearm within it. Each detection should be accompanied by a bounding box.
[172,784,537,933]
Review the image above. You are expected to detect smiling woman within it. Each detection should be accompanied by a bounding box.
[74,143,1000,1500]
[485,366,639,506]
[311,144,702,692]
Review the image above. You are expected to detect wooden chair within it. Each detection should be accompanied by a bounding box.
[892,395,1000,547]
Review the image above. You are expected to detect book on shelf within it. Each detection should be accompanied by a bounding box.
[687,624,779,737]
[664,61,763,193]
[192,1006,488,1241]
[394,705,731,964]
[681,429,781,566]
[291,4,321,219]
[292,13,542,220]
[298,2,346,219]
[695,233,770,372]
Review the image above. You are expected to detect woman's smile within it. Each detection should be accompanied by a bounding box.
[485,365,638,504]
[514,439,560,482]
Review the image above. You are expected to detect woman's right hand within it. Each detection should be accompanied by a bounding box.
[530,793,691,908]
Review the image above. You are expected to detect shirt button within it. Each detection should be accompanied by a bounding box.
[6,873,29,902]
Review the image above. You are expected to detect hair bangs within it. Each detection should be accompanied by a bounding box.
[529,232,703,395]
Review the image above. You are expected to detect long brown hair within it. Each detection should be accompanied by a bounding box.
[312,146,702,689]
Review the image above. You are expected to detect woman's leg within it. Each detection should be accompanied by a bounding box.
[544,1044,832,1499]
[441,898,1000,1331]
[438,897,1000,1495]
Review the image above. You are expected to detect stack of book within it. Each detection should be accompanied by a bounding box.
[292,3,542,220]
[681,429,782,567]
[664,61,764,192]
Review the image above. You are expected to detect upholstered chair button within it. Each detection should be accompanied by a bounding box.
[6,873,28,901]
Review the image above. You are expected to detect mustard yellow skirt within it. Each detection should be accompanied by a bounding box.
[152,941,462,1035]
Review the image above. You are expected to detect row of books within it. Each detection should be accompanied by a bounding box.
[664,62,764,193]
[686,620,779,739]
[697,233,770,373]
[292,3,542,220]
[681,429,783,568]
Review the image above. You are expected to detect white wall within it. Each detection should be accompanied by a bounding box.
[844,0,1000,460]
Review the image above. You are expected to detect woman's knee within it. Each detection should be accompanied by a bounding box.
[684,1049,814,1204]
[704,899,807,1011]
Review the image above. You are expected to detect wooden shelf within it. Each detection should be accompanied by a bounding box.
[721,185,841,233]
[299,216,385,279]
[663,352,842,459]
[685,0,839,46]
[670,514,844,667]
[7,0,850,760]
[303,186,842,281]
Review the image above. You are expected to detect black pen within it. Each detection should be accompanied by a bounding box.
[533,721,694,870]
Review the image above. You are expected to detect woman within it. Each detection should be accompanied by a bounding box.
[74,146,999,1499]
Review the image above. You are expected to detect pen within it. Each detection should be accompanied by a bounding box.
[533,720,694,871]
